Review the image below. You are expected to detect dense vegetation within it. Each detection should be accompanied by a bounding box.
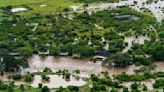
[0,7,158,59]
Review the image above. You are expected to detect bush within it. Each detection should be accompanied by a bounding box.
[91,84,106,91]
[38,83,42,88]
[130,75,146,81]
[75,70,80,74]
[68,86,79,91]
[155,72,164,77]
[0,84,8,90]
[43,67,52,73]
[110,88,117,92]
[116,73,147,82]
[144,72,156,79]
[91,74,99,81]
[20,84,25,91]
[123,87,129,92]
[153,79,164,88]
[42,86,50,92]
[25,74,33,82]
[131,82,139,90]
[41,75,50,81]
[12,74,22,80]
[65,73,71,79]
[116,73,130,82]
[142,85,147,91]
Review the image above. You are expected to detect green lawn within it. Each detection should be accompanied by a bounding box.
[0,0,78,16]
[23,0,74,15]
[0,0,43,7]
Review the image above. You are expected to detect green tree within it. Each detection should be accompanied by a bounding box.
[7,82,14,92]
[42,86,50,92]
[142,84,147,91]
[105,53,131,68]
[131,82,139,90]
[38,83,43,88]
[20,84,25,91]
[123,87,129,92]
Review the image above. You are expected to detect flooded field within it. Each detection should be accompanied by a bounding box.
[26,55,164,77]
[123,36,150,52]
[0,55,163,89]
[122,79,156,91]
[1,0,164,89]
[25,55,142,76]
[70,0,164,21]
[113,0,164,21]
[31,75,86,88]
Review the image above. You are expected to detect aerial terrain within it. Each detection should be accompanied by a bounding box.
[0,0,164,92]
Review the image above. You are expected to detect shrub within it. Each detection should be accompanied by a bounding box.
[38,83,42,88]
[0,84,8,90]
[130,75,146,81]
[42,86,50,92]
[123,87,129,92]
[41,75,50,81]
[116,73,130,82]
[153,79,164,88]
[24,74,33,82]
[12,74,22,80]
[155,72,164,77]
[68,86,79,91]
[142,85,147,91]
[131,82,139,90]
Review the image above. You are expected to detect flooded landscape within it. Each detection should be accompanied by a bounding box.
[0,0,164,91]
[71,0,164,22]
[27,55,164,75]
[0,55,163,89]
[123,36,150,52]
[31,75,86,89]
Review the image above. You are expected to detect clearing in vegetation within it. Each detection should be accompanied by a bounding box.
[0,0,76,16]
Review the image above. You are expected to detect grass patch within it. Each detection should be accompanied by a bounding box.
[0,0,77,16]
[0,0,43,7]
[18,0,75,16]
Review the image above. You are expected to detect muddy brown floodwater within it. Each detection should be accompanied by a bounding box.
[0,55,163,89]
[31,75,86,89]
[25,55,141,77]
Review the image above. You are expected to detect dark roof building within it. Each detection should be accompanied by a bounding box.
[93,51,112,61]
[52,34,66,39]
[115,15,139,20]
[96,51,111,57]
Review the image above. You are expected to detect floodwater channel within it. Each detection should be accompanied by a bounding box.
[1,55,163,89]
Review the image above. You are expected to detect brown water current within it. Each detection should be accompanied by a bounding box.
[0,55,163,89]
